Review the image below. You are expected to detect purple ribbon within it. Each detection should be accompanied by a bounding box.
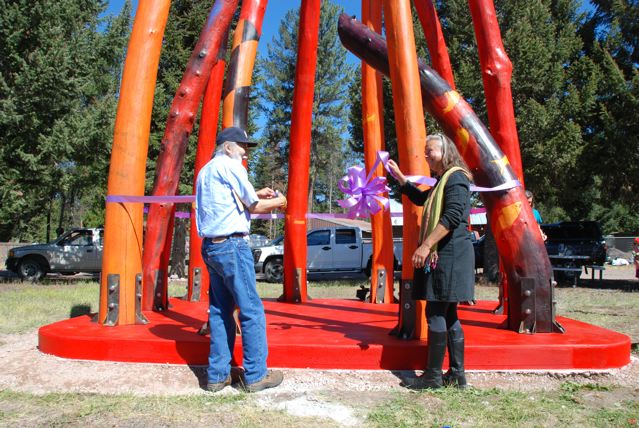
[337,151,520,218]
[337,160,391,218]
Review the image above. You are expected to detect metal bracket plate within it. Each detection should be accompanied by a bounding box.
[518,277,536,334]
[292,268,302,303]
[389,279,415,339]
[153,269,166,311]
[375,268,387,303]
[191,268,201,302]
[105,274,120,326]
[135,273,148,325]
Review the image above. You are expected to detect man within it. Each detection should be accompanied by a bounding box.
[195,126,287,393]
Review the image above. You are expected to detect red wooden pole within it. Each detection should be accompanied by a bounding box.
[362,0,394,304]
[100,0,170,326]
[142,0,238,311]
[381,0,429,339]
[188,35,229,302]
[468,0,523,184]
[222,0,268,130]
[469,0,526,316]
[282,0,321,303]
[413,0,456,89]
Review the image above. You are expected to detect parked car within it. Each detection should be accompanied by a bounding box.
[5,228,103,281]
[247,233,269,248]
[252,227,403,282]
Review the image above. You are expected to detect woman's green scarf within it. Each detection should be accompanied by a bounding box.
[419,167,465,255]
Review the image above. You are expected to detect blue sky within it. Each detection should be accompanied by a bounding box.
[105,1,363,64]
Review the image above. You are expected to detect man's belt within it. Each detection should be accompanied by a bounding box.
[207,233,248,243]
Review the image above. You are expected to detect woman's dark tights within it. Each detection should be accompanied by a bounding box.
[426,301,460,333]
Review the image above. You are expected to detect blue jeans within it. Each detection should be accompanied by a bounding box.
[202,237,268,384]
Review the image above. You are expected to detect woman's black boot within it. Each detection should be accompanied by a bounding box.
[405,330,447,390]
[442,324,468,388]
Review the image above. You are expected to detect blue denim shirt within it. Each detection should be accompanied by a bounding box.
[195,154,259,238]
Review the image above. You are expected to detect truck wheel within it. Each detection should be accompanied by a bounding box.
[264,258,284,283]
[18,257,46,281]
[364,258,372,277]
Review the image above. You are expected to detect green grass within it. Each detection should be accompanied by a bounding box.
[0,281,99,334]
[366,384,639,427]
[0,390,331,428]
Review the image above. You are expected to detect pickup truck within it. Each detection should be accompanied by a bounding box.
[252,227,403,282]
[540,221,607,283]
[5,228,103,281]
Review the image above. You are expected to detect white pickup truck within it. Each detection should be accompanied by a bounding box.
[251,226,403,282]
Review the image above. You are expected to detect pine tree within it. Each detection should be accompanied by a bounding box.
[0,0,131,241]
[254,0,355,233]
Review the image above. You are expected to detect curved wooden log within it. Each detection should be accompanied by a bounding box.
[362,0,395,304]
[338,14,560,333]
[282,0,321,303]
[100,0,171,325]
[222,0,268,130]
[143,0,238,311]
[188,33,229,303]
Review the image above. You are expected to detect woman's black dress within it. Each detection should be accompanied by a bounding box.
[401,170,474,302]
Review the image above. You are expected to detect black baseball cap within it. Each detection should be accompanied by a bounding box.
[216,126,257,146]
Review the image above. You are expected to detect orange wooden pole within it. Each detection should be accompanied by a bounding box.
[282,0,321,303]
[99,0,171,325]
[382,0,429,339]
[362,0,394,304]
[142,0,238,311]
[188,35,229,302]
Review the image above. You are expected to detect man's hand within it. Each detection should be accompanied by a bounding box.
[256,187,276,199]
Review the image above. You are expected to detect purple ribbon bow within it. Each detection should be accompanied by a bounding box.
[337,153,394,218]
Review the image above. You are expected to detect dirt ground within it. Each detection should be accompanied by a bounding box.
[0,265,637,426]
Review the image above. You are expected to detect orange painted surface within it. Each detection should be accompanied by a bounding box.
[382,0,428,338]
[413,0,456,89]
[100,0,171,325]
[282,0,321,303]
[362,0,394,304]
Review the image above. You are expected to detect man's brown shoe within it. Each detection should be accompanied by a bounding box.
[240,370,283,393]
[206,375,231,393]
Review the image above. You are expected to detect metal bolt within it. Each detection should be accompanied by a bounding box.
[524,290,531,297]
[108,303,115,309]
[524,308,531,315]
[198,49,207,58]
[109,285,116,292]
[404,303,410,309]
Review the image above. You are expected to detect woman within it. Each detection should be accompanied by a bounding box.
[387,133,474,389]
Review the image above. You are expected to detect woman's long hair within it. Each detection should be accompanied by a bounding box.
[427,133,472,180]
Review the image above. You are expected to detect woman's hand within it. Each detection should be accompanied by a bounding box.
[386,159,407,185]
[412,243,431,269]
